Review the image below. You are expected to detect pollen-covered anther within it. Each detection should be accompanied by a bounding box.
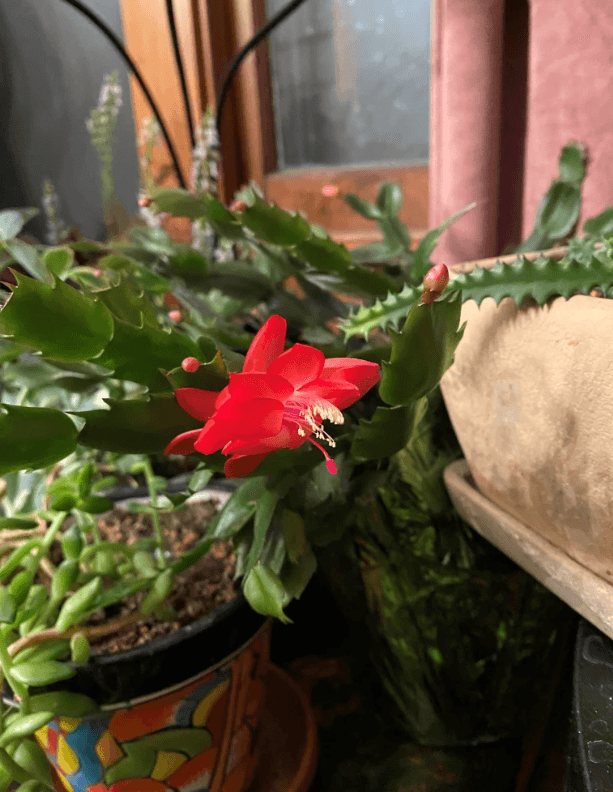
[314,426,337,449]
[299,403,343,448]
[305,402,344,428]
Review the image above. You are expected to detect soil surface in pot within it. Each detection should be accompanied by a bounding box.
[50,499,237,656]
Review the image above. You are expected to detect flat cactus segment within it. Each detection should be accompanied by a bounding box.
[451,250,613,306]
[341,247,613,340]
[340,283,422,339]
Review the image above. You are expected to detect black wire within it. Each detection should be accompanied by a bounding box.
[216,0,310,135]
[56,0,188,189]
[164,0,196,150]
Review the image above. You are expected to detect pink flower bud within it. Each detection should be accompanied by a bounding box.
[138,195,153,208]
[422,263,449,303]
[168,310,183,323]
[92,269,102,278]
[321,184,339,198]
[181,357,200,373]
[229,200,248,213]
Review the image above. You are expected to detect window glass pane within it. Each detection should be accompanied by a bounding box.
[266,0,430,170]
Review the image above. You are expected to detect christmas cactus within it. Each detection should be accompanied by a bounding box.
[0,136,612,778]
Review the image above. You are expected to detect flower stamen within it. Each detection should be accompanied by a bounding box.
[285,398,343,446]
[306,437,338,474]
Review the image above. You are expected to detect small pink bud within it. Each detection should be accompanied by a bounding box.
[229,200,248,213]
[423,263,449,292]
[92,269,102,278]
[422,263,449,303]
[138,195,153,208]
[168,310,183,323]
[181,357,200,373]
[321,184,339,198]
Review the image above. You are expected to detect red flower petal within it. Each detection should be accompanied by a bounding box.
[215,386,232,409]
[224,453,269,477]
[227,372,294,403]
[243,315,287,372]
[175,388,219,422]
[321,358,381,395]
[164,429,201,456]
[298,378,360,409]
[222,425,303,456]
[196,398,285,454]
[267,344,325,389]
[193,418,229,455]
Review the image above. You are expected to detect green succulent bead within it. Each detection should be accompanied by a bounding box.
[51,560,79,601]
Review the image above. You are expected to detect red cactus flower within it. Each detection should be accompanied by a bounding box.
[165,315,380,477]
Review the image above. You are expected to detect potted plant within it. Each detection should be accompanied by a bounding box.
[0,450,277,792]
[1,129,611,790]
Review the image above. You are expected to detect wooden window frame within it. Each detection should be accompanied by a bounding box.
[119,0,429,246]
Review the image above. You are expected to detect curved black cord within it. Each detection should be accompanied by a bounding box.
[56,0,188,189]
[164,0,196,150]
[216,0,310,135]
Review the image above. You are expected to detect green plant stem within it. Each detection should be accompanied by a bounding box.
[8,609,144,660]
[138,460,168,569]
[0,673,4,733]
[78,511,101,545]
[78,542,135,565]
[77,512,114,577]
[12,513,67,637]
[0,541,43,582]
[38,513,67,559]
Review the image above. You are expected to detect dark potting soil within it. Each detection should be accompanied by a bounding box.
[61,499,238,656]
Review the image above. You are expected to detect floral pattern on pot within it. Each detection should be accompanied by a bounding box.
[35,623,270,792]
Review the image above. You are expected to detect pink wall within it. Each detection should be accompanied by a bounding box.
[523,1,613,237]
[430,0,505,265]
[430,0,613,265]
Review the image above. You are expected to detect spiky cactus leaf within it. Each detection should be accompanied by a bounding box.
[379,293,464,407]
[340,283,422,339]
[451,251,613,307]
[341,249,613,340]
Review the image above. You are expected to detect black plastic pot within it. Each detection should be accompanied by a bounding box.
[37,592,266,706]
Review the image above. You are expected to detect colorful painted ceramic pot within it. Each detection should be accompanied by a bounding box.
[28,596,270,792]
